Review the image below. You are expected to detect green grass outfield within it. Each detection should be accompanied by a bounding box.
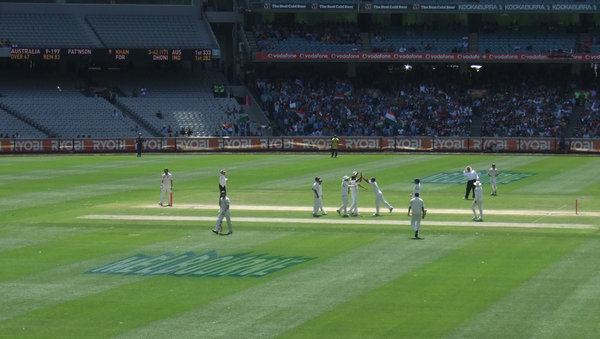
[1,153,599,338]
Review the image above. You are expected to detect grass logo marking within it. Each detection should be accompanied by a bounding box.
[87,251,315,278]
[422,170,534,185]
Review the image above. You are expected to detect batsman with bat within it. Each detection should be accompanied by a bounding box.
[159,168,173,207]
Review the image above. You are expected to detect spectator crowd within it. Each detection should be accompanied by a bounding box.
[253,22,361,52]
[251,69,592,139]
[253,75,473,137]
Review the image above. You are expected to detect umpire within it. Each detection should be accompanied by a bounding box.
[135,133,144,157]
[463,166,479,200]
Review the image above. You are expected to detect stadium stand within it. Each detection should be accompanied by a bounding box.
[0,106,46,139]
[576,95,600,138]
[0,13,102,48]
[253,22,361,53]
[89,70,247,137]
[478,27,577,54]
[371,26,469,53]
[479,86,573,138]
[0,72,151,138]
[253,74,473,137]
[0,96,149,138]
[85,14,216,49]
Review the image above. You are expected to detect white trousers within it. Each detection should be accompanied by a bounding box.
[215,210,232,233]
[374,193,392,214]
[472,199,483,218]
[159,187,171,205]
[411,213,422,231]
[313,197,325,215]
[338,195,349,215]
[490,178,497,194]
[349,193,359,215]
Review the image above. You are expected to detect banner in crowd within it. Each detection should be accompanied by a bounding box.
[254,52,600,63]
[1,137,599,153]
[252,1,599,13]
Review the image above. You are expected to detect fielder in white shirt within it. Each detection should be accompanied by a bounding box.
[487,163,499,196]
[411,178,421,197]
[472,181,484,221]
[366,177,393,216]
[337,176,351,217]
[159,168,173,206]
[348,171,364,216]
[213,191,233,235]
[312,177,327,217]
[408,193,425,239]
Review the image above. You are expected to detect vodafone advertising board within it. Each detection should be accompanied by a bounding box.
[0,137,597,153]
[254,52,600,63]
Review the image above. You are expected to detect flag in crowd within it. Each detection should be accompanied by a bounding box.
[385,109,397,125]
[340,103,352,116]
[218,122,233,133]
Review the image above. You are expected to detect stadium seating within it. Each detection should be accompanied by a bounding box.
[0,13,102,48]
[0,96,150,138]
[371,27,468,53]
[85,14,216,49]
[91,70,243,137]
[253,23,361,53]
[478,28,576,54]
[0,107,47,138]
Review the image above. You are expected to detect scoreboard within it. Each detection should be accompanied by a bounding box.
[9,48,212,62]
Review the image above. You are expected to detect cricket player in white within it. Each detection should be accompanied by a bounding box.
[159,168,173,206]
[366,177,393,216]
[337,176,351,217]
[213,191,233,235]
[411,178,421,197]
[312,177,327,217]
[408,193,425,239]
[348,171,365,216]
[472,181,484,221]
[488,163,499,196]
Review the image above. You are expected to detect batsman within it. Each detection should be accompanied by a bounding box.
[159,168,173,207]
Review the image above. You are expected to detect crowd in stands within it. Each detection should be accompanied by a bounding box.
[576,93,600,138]
[371,23,469,53]
[253,22,361,51]
[0,39,19,48]
[253,74,473,137]
[479,85,572,138]
[251,67,593,139]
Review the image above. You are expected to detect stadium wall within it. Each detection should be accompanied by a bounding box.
[1,137,598,154]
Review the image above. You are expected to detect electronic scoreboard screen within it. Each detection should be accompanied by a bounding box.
[10,48,213,62]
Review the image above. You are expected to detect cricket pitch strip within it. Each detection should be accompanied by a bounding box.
[78,204,599,230]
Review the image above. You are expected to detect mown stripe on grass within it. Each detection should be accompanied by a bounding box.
[241,154,444,192]
[0,229,292,325]
[0,154,318,213]
[0,225,95,253]
[442,238,600,339]
[79,214,598,230]
[114,233,475,338]
[283,233,586,338]
[515,157,600,194]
